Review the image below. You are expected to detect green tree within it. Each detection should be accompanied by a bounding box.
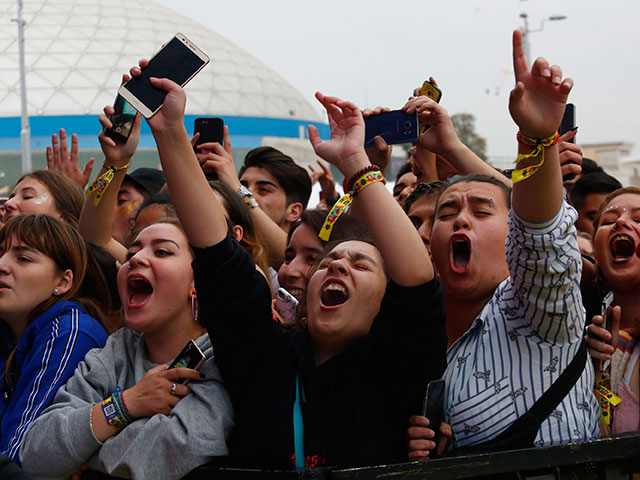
[451,113,487,161]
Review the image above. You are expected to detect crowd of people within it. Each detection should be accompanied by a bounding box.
[0,29,637,479]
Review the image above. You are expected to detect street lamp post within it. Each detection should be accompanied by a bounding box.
[12,0,32,175]
[519,13,567,66]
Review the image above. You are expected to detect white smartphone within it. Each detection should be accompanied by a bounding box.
[274,288,299,326]
[118,33,209,118]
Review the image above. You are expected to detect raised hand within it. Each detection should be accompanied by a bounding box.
[585,305,621,362]
[123,364,203,418]
[308,92,369,179]
[509,29,573,139]
[46,129,95,189]
[308,160,337,199]
[558,128,583,188]
[97,104,141,166]
[403,96,461,157]
[192,126,241,189]
[129,60,186,133]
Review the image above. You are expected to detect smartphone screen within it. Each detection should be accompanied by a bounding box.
[119,34,209,117]
[364,110,419,148]
[194,117,224,153]
[105,95,137,143]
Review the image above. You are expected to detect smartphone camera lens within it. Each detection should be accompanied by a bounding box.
[404,121,412,129]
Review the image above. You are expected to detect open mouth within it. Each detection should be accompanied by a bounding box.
[127,275,153,308]
[320,282,349,308]
[610,234,636,263]
[450,235,471,273]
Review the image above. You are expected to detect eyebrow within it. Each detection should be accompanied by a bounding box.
[326,250,378,265]
[439,195,495,210]
[129,238,181,249]
[12,245,39,254]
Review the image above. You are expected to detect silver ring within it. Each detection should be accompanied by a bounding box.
[170,382,177,396]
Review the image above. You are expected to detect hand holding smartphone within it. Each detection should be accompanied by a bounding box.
[104,94,137,143]
[363,110,419,148]
[421,379,445,459]
[169,339,205,384]
[118,33,210,118]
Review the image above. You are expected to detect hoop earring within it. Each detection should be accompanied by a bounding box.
[191,289,199,323]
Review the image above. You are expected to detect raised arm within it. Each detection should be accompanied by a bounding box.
[194,126,287,267]
[508,29,571,222]
[129,62,227,248]
[309,93,433,287]
[78,92,141,263]
[403,96,509,183]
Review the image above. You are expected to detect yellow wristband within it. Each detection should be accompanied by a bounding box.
[511,131,559,183]
[318,170,384,242]
[86,161,130,206]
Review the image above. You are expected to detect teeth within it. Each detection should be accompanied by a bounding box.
[323,283,346,294]
[289,289,304,296]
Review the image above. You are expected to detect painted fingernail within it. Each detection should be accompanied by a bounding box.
[553,76,561,84]
[543,68,551,77]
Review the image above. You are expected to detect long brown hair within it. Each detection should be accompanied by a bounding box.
[0,215,104,383]
[14,170,84,228]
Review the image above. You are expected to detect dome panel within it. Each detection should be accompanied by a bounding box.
[0,0,321,122]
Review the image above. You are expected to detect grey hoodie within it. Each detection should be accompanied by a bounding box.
[19,328,234,480]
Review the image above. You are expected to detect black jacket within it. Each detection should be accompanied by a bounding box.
[193,236,447,469]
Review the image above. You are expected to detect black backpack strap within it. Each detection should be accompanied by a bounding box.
[454,338,588,454]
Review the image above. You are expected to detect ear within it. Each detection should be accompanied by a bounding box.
[232,224,244,242]
[284,202,303,225]
[55,269,74,296]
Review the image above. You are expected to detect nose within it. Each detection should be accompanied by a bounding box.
[613,216,632,231]
[327,258,348,276]
[3,197,17,216]
[127,250,149,268]
[418,223,431,246]
[453,213,470,231]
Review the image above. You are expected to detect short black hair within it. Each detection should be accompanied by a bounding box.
[569,172,623,210]
[394,161,413,184]
[581,158,603,175]
[239,146,312,209]
[403,181,447,214]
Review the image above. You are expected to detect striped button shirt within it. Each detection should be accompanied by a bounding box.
[444,201,599,449]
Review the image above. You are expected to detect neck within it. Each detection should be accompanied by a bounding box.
[445,293,491,348]
[3,315,29,347]
[143,313,205,364]
[613,291,640,333]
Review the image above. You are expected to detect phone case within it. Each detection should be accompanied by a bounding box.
[274,288,299,325]
[118,33,210,118]
[364,110,419,148]
[418,80,442,103]
[194,117,224,152]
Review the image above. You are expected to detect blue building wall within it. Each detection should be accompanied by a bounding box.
[0,115,330,151]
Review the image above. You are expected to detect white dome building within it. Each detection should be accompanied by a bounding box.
[0,0,327,188]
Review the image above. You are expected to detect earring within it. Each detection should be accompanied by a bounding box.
[53,288,59,296]
[191,289,199,322]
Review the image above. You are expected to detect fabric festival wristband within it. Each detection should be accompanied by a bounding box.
[242,195,259,209]
[86,161,130,206]
[101,395,125,429]
[319,170,385,242]
[511,131,559,183]
[595,380,621,425]
[112,386,132,425]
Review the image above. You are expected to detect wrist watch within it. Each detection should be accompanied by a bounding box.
[236,185,259,209]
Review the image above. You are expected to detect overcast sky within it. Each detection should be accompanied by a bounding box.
[156,0,640,160]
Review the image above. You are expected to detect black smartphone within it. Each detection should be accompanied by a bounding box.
[421,379,445,459]
[118,33,210,118]
[194,117,224,153]
[589,291,614,344]
[169,339,205,384]
[364,110,419,148]
[104,95,137,143]
[559,103,576,142]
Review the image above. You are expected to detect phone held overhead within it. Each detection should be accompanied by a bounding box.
[193,117,224,154]
[364,110,419,148]
[104,94,137,143]
[118,33,210,118]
